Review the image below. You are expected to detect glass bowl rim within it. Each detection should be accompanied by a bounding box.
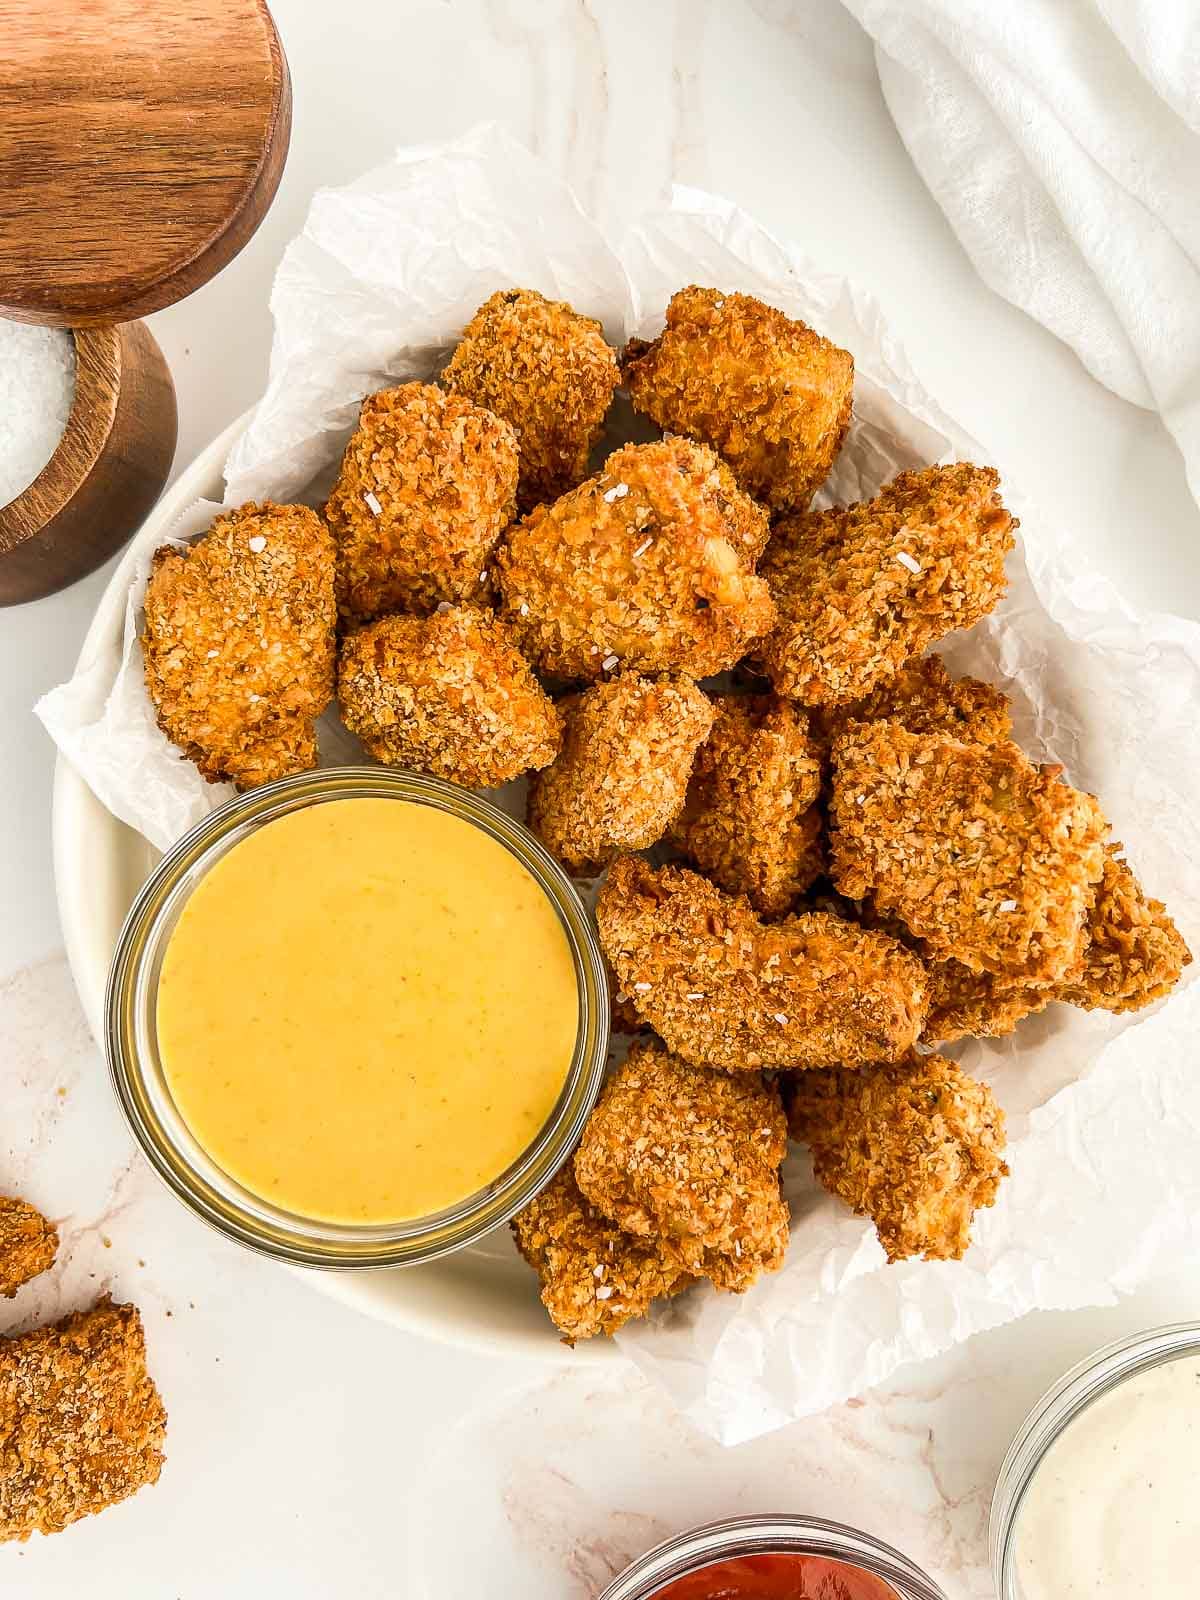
[595,1513,948,1600]
[104,765,610,1270]
[988,1320,1200,1595]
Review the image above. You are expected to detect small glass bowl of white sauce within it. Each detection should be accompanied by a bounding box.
[990,1324,1200,1599]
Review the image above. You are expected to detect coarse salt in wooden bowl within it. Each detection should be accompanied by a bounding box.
[0,322,177,606]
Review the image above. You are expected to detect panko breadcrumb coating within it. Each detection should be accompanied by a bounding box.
[1060,848,1192,1013]
[830,722,1107,984]
[0,1300,166,1542]
[813,653,1013,750]
[528,672,714,875]
[337,606,561,787]
[495,437,775,683]
[598,857,928,1071]
[574,1040,789,1293]
[511,1166,692,1343]
[442,289,620,512]
[672,693,824,915]
[325,382,518,621]
[0,1198,57,1299]
[143,502,336,789]
[786,1053,1009,1263]
[921,961,1052,1045]
[622,286,853,515]
[759,464,1016,705]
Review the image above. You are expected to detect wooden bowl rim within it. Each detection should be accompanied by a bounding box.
[0,325,123,554]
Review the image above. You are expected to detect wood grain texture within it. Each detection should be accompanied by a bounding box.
[0,0,291,326]
[0,323,177,605]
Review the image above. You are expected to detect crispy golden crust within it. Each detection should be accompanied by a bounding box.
[813,653,1013,749]
[830,723,1107,983]
[759,465,1015,705]
[494,437,775,683]
[786,1053,1009,1263]
[511,1166,692,1343]
[337,606,562,787]
[574,1039,789,1293]
[1060,848,1192,1013]
[0,1199,57,1299]
[0,1300,166,1542]
[597,857,928,1071]
[442,289,620,513]
[528,673,714,874]
[671,693,824,915]
[142,502,336,790]
[922,961,1051,1045]
[325,382,518,621]
[621,286,853,516]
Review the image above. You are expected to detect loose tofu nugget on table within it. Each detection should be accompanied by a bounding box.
[142,502,337,790]
[812,652,1013,750]
[786,1053,1009,1263]
[495,437,775,683]
[512,1166,692,1343]
[671,693,824,915]
[528,672,713,875]
[337,606,561,788]
[325,382,518,621]
[621,286,854,516]
[442,289,620,512]
[0,1198,57,1299]
[830,722,1107,984]
[760,464,1015,706]
[574,1039,789,1292]
[0,1300,166,1542]
[597,857,928,1071]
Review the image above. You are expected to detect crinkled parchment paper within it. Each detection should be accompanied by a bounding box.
[37,125,1200,1445]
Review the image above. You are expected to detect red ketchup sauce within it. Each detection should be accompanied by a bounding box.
[652,1553,900,1600]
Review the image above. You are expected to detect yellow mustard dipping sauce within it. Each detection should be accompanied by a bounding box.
[155,798,578,1224]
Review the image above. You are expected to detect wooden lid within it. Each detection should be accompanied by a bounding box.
[0,0,291,328]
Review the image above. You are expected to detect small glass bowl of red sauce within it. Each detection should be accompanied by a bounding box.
[597,1515,947,1600]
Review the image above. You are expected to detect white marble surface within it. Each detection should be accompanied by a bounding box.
[3,3,1199,1596]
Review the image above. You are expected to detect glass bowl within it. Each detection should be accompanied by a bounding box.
[989,1322,1200,1597]
[105,766,609,1270]
[597,1514,947,1600]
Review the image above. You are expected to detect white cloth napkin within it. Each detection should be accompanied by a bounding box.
[841,0,1200,507]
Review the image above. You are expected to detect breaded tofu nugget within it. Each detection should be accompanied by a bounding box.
[0,1300,166,1542]
[786,1053,1009,1263]
[813,653,1012,750]
[512,1166,692,1343]
[597,857,928,1071]
[830,723,1107,984]
[759,465,1016,705]
[143,502,336,789]
[922,960,1052,1045]
[528,673,714,874]
[325,382,518,621]
[442,289,620,512]
[574,1040,789,1292]
[337,606,561,787]
[671,693,824,915]
[1060,848,1192,1013]
[0,1198,57,1299]
[622,287,853,515]
[495,437,775,682]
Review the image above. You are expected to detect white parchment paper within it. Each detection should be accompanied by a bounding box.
[37,124,1200,1445]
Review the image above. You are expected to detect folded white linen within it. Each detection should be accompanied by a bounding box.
[842,0,1200,507]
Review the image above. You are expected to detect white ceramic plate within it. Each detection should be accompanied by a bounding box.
[52,413,605,1362]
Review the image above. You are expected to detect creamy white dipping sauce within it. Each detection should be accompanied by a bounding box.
[1014,1354,1200,1597]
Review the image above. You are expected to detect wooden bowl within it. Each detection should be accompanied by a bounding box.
[0,323,177,605]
